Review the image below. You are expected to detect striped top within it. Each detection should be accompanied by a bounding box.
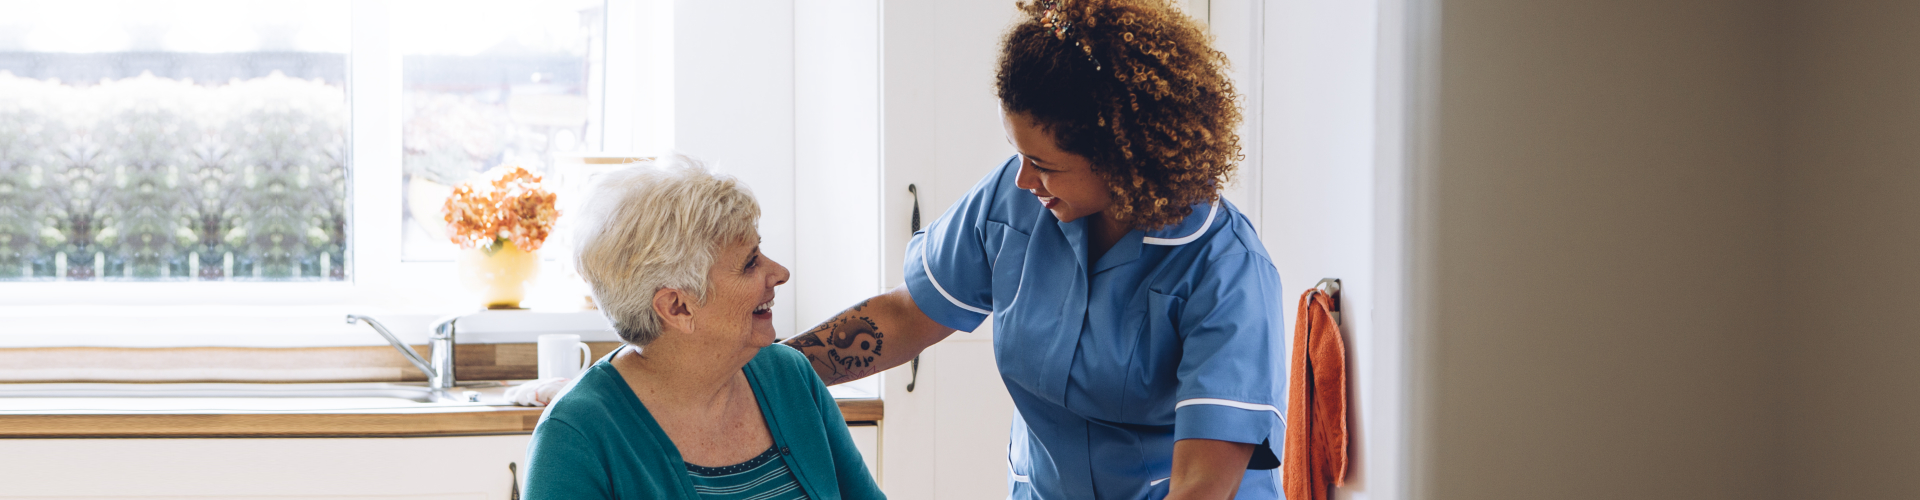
[685,445,808,500]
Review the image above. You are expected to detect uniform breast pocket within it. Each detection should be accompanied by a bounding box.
[1124,290,1185,422]
[989,225,1035,385]
[989,224,1029,305]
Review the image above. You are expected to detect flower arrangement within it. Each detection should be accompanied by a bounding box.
[442,166,559,253]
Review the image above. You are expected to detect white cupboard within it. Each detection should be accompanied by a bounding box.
[2,436,532,499]
[1,430,878,498]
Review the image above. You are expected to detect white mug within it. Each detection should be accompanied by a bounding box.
[537,334,593,379]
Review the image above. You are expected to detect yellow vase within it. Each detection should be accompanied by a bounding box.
[458,241,540,309]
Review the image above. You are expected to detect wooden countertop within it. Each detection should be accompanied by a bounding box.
[0,399,882,438]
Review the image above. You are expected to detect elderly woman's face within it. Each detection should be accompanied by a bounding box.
[694,237,790,346]
[1003,109,1113,223]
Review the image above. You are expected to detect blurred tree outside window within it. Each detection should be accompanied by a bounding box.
[0,0,607,281]
[0,1,349,281]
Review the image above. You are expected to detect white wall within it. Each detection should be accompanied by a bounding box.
[607,0,673,155]
[667,0,799,335]
[1257,1,1411,499]
[795,0,882,342]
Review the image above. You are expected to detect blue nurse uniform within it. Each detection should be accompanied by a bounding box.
[905,156,1287,499]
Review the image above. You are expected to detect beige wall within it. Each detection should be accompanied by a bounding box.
[1779,1,1920,499]
[1425,1,1786,498]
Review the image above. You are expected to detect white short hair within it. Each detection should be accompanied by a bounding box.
[572,154,760,347]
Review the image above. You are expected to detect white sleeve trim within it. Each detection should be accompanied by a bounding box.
[1142,200,1220,246]
[1175,397,1286,423]
[920,242,992,315]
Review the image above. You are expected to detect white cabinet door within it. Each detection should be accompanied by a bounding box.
[1,429,877,498]
[878,321,1018,500]
[1,435,530,499]
[849,424,880,473]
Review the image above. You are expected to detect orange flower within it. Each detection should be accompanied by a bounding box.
[442,166,560,252]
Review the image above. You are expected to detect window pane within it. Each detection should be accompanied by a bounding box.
[0,0,350,281]
[398,0,605,261]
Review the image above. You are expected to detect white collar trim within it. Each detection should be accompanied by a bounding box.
[1141,200,1219,246]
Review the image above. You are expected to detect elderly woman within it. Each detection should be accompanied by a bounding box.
[523,155,883,499]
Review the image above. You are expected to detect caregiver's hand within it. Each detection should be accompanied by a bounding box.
[1166,439,1255,500]
[782,285,955,386]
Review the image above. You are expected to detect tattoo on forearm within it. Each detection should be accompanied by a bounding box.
[783,299,885,384]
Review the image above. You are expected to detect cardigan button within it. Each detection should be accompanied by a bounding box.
[780,447,791,455]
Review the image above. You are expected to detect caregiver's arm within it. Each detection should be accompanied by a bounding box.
[783,285,956,386]
[1166,438,1255,500]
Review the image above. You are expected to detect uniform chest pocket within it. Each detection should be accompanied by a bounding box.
[989,224,1029,305]
[1122,290,1186,422]
[989,225,1039,387]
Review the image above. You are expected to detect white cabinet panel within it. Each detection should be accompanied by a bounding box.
[849,424,879,473]
[929,336,1017,500]
[0,435,529,498]
[877,320,1016,500]
[1,429,877,499]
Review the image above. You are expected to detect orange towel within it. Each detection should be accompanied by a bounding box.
[1283,288,1348,500]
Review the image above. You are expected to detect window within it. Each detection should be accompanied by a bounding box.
[397,0,605,262]
[0,0,610,293]
[0,1,351,282]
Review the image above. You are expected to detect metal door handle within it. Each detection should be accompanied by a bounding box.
[508,462,520,500]
[907,184,922,393]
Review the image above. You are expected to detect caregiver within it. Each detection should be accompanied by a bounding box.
[782,0,1282,498]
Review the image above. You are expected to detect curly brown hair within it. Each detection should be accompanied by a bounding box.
[996,0,1241,230]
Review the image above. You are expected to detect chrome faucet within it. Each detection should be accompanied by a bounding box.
[427,313,462,392]
[346,314,462,396]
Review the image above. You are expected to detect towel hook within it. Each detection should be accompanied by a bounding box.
[1314,278,1342,326]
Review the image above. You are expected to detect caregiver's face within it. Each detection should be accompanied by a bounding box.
[1003,109,1113,223]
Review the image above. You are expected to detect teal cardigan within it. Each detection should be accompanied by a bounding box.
[523,344,885,499]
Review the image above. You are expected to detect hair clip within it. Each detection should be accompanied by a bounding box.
[1040,1,1102,71]
[1040,0,1071,39]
